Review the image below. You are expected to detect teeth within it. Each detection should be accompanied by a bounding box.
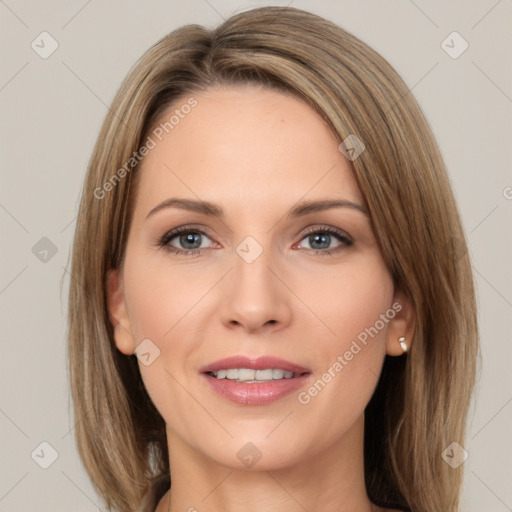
[238,368,255,380]
[272,369,284,379]
[226,369,238,379]
[255,369,273,380]
[210,368,302,382]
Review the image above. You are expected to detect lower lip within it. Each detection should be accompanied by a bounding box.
[202,373,310,405]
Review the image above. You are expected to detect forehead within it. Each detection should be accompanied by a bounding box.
[133,84,364,218]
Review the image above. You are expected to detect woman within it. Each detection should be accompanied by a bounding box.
[67,6,478,512]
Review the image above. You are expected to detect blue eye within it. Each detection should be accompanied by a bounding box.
[158,225,353,256]
[297,226,353,256]
[158,226,212,256]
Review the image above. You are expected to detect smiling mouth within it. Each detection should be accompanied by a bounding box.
[206,368,309,382]
[200,355,312,404]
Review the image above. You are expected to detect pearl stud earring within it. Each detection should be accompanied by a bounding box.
[398,337,408,353]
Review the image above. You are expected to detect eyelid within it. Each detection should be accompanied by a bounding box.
[157,224,216,246]
[299,224,353,243]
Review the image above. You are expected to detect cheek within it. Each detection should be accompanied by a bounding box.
[121,250,209,418]
[294,254,394,416]
[122,249,207,342]
[302,253,394,350]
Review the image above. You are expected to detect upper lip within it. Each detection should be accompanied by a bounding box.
[200,355,310,375]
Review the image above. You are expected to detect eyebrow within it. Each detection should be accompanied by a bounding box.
[146,197,368,220]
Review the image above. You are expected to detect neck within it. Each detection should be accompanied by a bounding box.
[157,415,378,512]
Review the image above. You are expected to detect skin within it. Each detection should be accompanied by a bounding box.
[107,84,415,512]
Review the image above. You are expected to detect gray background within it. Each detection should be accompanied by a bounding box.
[1,1,511,510]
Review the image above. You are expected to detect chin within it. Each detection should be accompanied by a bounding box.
[197,433,314,473]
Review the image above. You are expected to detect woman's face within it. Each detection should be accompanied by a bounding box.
[108,84,412,471]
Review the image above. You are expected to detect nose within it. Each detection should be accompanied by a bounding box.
[218,242,292,334]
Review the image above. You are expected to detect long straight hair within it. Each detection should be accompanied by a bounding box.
[67,6,478,512]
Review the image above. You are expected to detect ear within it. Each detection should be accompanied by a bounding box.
[385,289,416,356]
[106,268,136,355]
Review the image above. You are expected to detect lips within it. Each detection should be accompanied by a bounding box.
[200,355,312,406]
[199,355,310,375]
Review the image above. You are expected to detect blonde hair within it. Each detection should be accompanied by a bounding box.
[67,6,478,512]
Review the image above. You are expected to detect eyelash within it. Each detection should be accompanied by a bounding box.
[157,224,353,257]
